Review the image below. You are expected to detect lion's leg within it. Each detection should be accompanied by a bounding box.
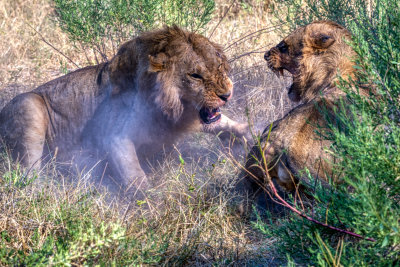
[275,162,297,191]
[203,114,251,157]
[275,160,313,201]
[233,141,271,215]
[106,137,150,198]
[203,114,250,140]
[0,93,49,169]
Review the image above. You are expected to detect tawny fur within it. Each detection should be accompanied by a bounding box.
[237,21,371,210]
[0,26,248,196]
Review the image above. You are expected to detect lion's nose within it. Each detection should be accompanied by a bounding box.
[218,92,231,102]
[264,51,270,61]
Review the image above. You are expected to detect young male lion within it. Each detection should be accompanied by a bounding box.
[0,26,248,197]
[236,21,370,211]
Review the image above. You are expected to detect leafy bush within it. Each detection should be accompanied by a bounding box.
[53,0,215,62]
[254,0,400,265]
[270,0,372,34]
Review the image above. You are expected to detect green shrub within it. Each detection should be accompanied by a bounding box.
[53,0,215,63]
[254,0,400,265]
[270,0,372,34]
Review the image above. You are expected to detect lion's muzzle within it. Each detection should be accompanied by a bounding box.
[264,50,270,61]
[264,48,284,76]
[199,78,232,124]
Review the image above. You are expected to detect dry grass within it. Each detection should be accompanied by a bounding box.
[0,146,281,265]
[0,0,296,265]
[0,0,78,88]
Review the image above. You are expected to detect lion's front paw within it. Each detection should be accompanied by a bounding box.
[216,121,250,143]
[232,122,251,141]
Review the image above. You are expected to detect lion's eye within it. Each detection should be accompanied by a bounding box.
[277,42,288,53]
[189,73,203,80]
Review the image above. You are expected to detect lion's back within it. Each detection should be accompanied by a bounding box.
[35,64,109,110]
[1,63,111,150]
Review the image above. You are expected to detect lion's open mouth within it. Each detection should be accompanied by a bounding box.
[275,68,285,77]
[269,66,285,78]
[199,107,221,124]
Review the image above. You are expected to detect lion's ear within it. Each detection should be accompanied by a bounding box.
[149,53,168,72]
[308,33,335,49]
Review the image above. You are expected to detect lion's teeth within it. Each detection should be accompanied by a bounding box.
[209,111,220,119]
[213,112,221,118]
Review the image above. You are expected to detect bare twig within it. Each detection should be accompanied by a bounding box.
[228,50,266,63]
[231,64,261,77]
[208,0,236,39]
[26,23,80,69]
[80,43,93,65]
[265,175,376,241]
[223,23,286,52]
